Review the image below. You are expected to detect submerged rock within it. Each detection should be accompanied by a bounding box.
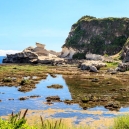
[46,96,61,102]
[19,96,29,100]
[47,84,63,89]
[104,101,121,110]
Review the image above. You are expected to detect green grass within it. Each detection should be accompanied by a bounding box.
[111,115,129,129]
[106,62,118,68]
[0,110,91,129]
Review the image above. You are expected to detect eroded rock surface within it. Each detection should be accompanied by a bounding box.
[79,60,106,72]
[3,42,64,64]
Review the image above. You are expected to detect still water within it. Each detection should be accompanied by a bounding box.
[0,74,129,124]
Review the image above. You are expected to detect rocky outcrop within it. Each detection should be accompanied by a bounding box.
[116,62,129,72]
[3,42,64,64]
[62,16,129,58]
[120,38,129,62]
[60,47,76,59]
[79,60,106,72]
[3,51,38,63]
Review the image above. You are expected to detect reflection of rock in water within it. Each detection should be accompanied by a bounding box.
[63,74,129,110]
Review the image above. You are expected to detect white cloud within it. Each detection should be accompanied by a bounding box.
[0,50,21,56]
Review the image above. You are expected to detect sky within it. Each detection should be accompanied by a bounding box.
[0,0,129,55]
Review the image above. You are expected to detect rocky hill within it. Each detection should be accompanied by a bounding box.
[62,16,129,58]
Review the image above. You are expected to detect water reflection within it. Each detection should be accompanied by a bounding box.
[0,74,80,116]
[1,74,129,124]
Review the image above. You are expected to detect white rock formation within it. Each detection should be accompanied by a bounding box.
[80,60,106,72]
[61,47,76,59]
[86,53,103,60]
[3,42,64,64]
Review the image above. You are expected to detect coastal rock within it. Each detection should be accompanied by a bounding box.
[62,16,129,58]
[80,60,106,72]
[60,47,76,59]
[3,42,64,64]
[116,62,129,72]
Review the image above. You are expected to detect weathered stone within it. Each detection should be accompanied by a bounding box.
[3,43,65,64]
[116,62,129,72]
[80,60,106,72]
[104,101,120,110]
[90,65,98,72]
[86,54,103,60]
[46,96,60,102]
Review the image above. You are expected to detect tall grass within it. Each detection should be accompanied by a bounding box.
[0,109,90,129]
[111,115,129,129]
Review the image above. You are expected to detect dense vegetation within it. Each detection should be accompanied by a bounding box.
[63,15,129,56]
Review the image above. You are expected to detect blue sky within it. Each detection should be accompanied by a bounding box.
[0,0,129,55]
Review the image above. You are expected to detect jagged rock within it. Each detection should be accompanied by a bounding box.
[116,62,129,72]
[60,47,76,59]
[80,60,106,72]
[3,42,65,64]
[3,51,38,63]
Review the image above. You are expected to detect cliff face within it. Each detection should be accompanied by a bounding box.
[63,16,129,56]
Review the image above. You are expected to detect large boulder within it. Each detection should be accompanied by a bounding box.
[80,60,106,72]
[116,62,129,72]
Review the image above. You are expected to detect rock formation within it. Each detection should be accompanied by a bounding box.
[85,53,103,60]
[60,47,76,59]
[62,16,129,59]
[3,42,64,64]
[120,38,129,62]
[79,60,106,72]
